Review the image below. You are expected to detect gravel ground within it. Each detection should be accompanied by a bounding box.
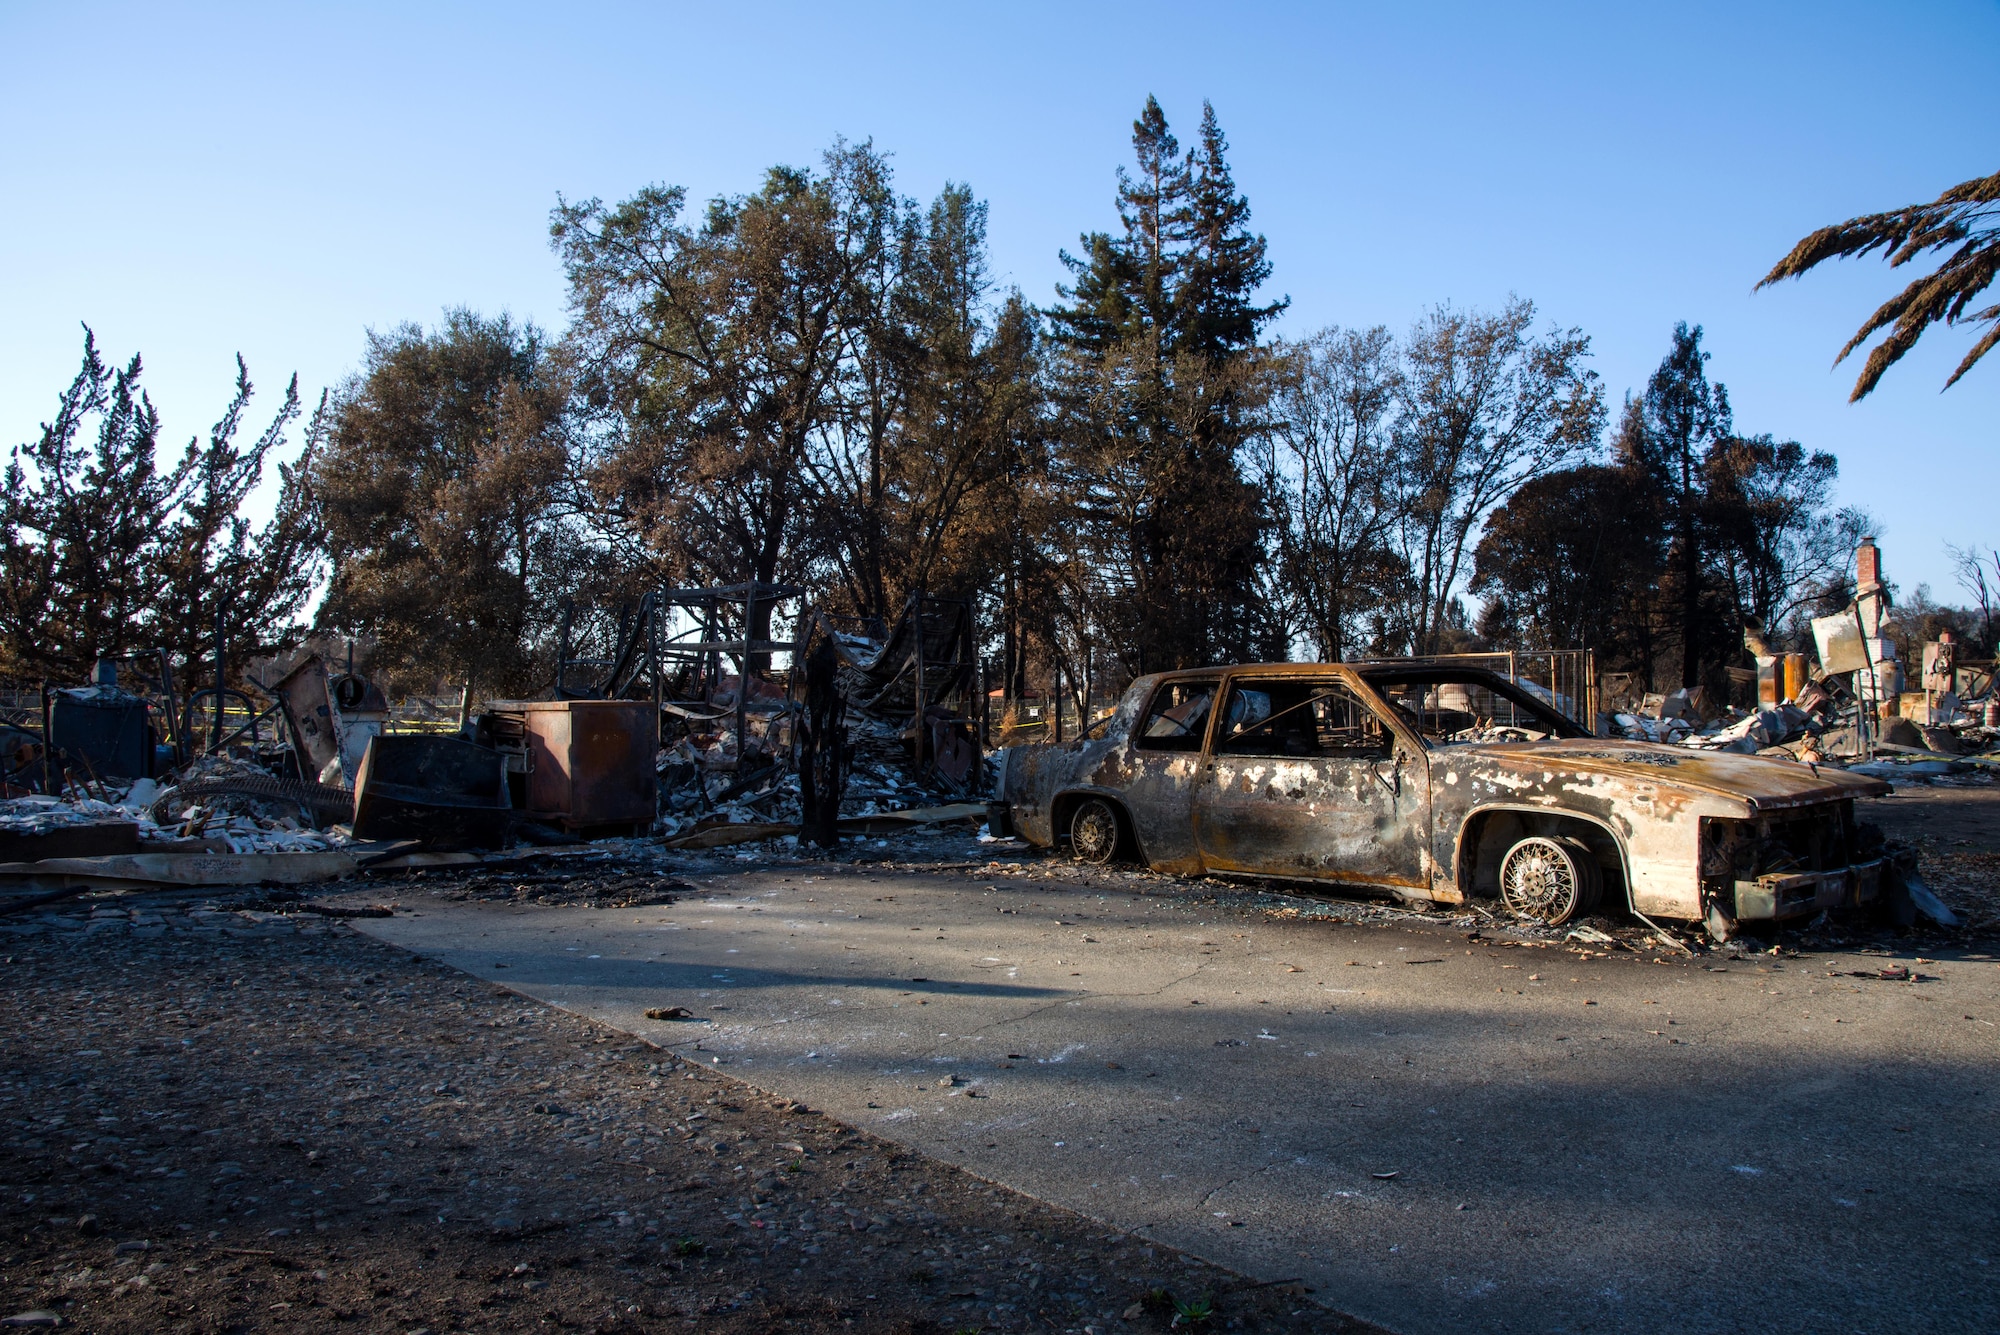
[2,786,1993,1333]
[0,894,1378,1335]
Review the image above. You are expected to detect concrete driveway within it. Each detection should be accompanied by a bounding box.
[351,860,2000,1334]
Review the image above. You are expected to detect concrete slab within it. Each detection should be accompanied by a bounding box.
[351,864,2000,1334]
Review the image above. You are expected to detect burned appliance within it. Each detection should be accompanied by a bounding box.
[481,700,659,835]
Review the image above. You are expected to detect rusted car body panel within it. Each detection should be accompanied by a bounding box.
[1197,749,1430,890]
[996,663,1890,924]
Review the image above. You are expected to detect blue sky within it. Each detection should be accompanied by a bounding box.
[2,1,1993,603]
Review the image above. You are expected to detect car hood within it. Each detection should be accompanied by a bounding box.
[1438,738,1890,812]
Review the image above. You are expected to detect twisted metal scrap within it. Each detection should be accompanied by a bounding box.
[151,774,355,823]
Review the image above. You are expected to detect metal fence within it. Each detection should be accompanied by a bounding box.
[1350,650,1598,729]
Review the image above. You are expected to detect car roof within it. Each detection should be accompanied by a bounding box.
[1144,663,1357,681]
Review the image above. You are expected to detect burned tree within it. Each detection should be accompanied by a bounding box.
[0,328,323,683]
[312,310,568,697]
[553,146,892,649]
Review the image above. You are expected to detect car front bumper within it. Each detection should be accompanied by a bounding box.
[1732,859,1884,920]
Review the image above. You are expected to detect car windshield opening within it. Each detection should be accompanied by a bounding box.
[1362,671,1586,745]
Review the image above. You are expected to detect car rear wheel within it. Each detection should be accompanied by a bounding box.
[1498,835,1601,925]
[1069,798,1121,865]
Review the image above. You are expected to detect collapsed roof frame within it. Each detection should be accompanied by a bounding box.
[802,591,982,793]
[555,581,804,772]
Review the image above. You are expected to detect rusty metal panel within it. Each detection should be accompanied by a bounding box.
[488,700,658,830]
[273,656,338,776]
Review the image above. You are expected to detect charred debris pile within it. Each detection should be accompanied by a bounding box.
[0,541,1993,906]
[1599,539,1998,786]
[0,586,992,896]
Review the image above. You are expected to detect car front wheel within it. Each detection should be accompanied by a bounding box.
[1498,835,1601,925]
[1069,799,1122,865]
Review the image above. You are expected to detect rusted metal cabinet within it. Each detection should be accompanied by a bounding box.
[486,700,658,832]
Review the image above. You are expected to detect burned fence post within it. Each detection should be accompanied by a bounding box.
[38,681,59,796]
[912,592,928,770]
[798,633,846,850]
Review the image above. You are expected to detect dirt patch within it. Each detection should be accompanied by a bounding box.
[1860,784,2000,855]
[0,900,1378,1334]
[1861,786,2000,934]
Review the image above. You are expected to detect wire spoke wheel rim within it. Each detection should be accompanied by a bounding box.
[1071,800,1119,864]
[1500,836,1584,923]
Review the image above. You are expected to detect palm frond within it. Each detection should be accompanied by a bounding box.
[1758,170,2000,399]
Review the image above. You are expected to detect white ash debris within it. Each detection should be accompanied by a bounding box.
[1,765,355,855]
[0,793,135,834]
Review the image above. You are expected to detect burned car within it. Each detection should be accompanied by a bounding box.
[992,663,1891,935]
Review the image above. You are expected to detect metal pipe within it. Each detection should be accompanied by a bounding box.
[736,589,755,766]
[1082,642,1093,734]
[204,699,282,755]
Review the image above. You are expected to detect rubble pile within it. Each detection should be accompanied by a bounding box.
[0,766,352,859]
[145,756,357,852]
[422,854,693,908]
[1609,677,1999,782]
[1601,542,1999,785]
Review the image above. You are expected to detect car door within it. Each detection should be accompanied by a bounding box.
[1114,677,1220,873]
[1193,675,1430,890]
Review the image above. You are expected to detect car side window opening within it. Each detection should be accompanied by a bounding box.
[1136,680,1219,751]
[1217,681,1392,759]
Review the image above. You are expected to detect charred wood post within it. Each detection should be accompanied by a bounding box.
[913,593,928,770]
[798,634,845,849]
[38,681,59,796]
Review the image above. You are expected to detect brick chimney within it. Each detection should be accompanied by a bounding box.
[1856,537,1882,593]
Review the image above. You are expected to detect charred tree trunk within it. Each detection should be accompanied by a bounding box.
[798,636,846,850]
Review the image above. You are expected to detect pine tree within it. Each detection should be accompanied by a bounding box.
[1638,324,1731,688]
[1046,97,1285,672]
